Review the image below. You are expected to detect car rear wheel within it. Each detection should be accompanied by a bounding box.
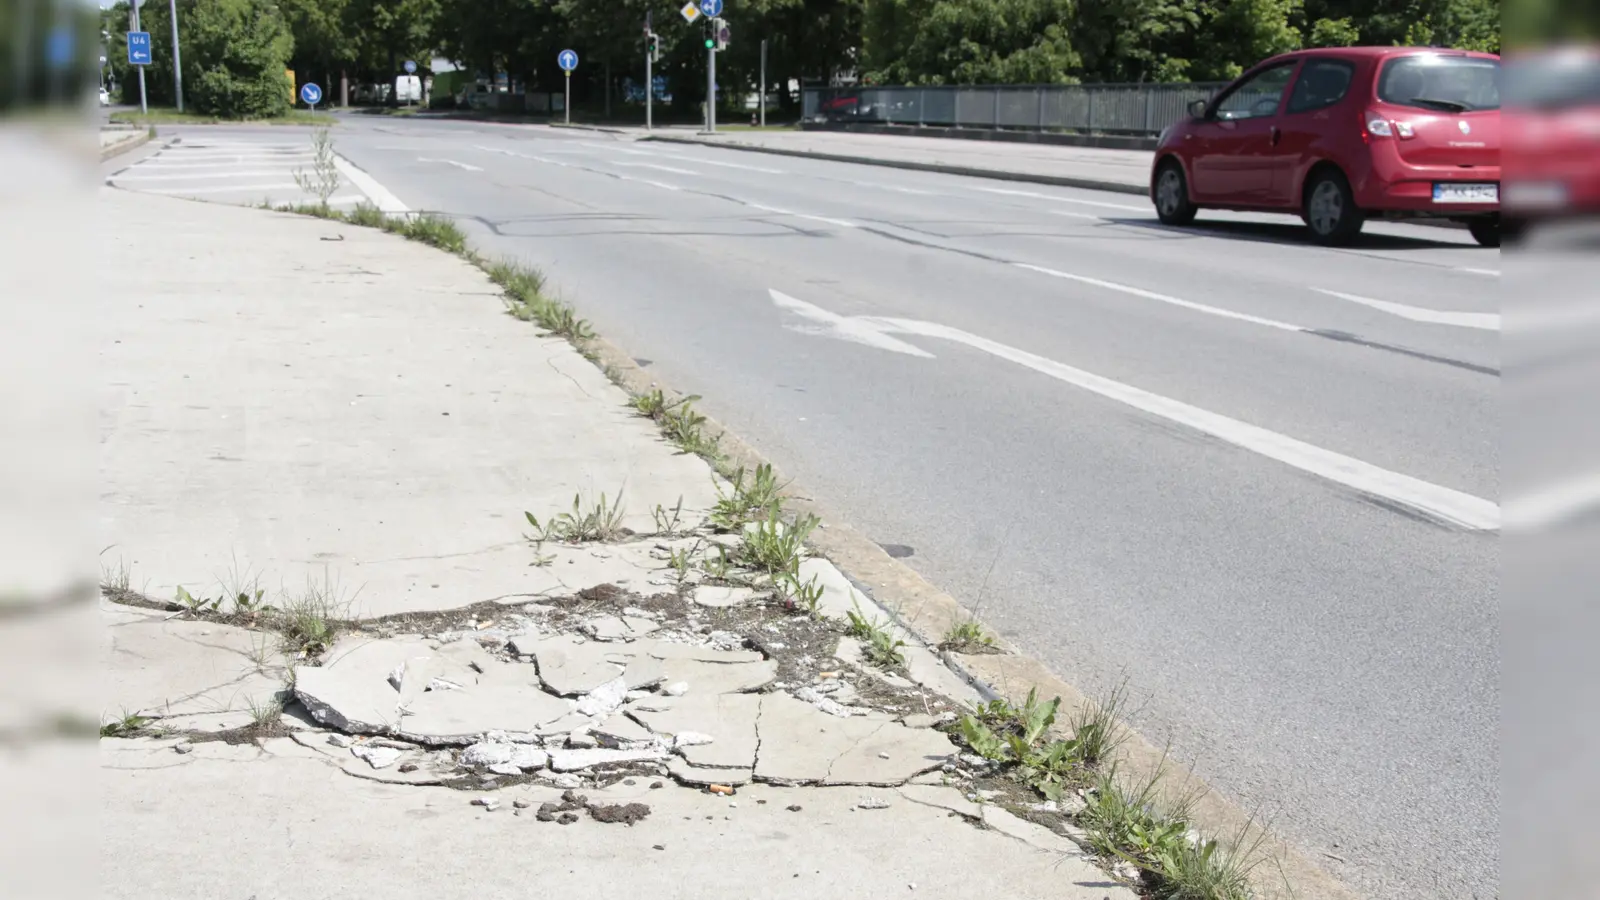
[1303,171,1365,246]
[1154,162,1197,226]
[1467,218,1500,248]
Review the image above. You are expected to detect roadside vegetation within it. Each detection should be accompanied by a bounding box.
[110,109,328,127]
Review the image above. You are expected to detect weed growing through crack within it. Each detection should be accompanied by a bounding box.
[292,126,341,208]
[526,491,629,543]
[709,463,786,531]
[486,258,595,341]
[174,585,222,615]
[100,554,132,594]
[939,618,995,653]
[845,600,908,669]
[777,570,824,618]
[99,710,152,738]
[345,202,387,228]
[630,388,670,419]
[700,544,732,581]
[275,575,349,657]
[651,496,688,536]
[737,510,817,577]
[667,545,695,583]
[1065,679,1129,767]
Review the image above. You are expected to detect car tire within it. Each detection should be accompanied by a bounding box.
[1302,170,1365,246]
[1467,217,1500,248]
[1153,161,1197,226]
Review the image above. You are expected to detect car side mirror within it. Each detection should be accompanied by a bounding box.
[1188,98,1209,119]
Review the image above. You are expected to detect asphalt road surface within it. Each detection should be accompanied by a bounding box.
[121,117,1498,899]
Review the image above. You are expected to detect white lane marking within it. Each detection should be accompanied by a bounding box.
[768,289,934,358]
[613,161,697,175]
[333,156,409,213]
[472,145,569,166]
[1457,267,1501,277]
[1506,472,1600,531]
[577,142,658,156]
[114,169,311,181]
[621,176,681,191]
[764,291,1496,530]
[134,182,302,195]
[746,203,854,228]
[671,156,785,174]
[176,141,308,149]
[125,160,312,171]
[1017,263,1303,332]
[974,187,1146,211]
[152,151,314,159]
[417,157,484,171]
[1314,289,1500,331]
[1050,210,1105,221]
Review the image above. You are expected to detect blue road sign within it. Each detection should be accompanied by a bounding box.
[127,32,152,66]
[700,0,724,16]
[47,27,74,68]
[558,49,579,72]
[403,60,417,74]
[300,83,323,106]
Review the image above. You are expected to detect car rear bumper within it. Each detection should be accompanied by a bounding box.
[1355,172,1501,216]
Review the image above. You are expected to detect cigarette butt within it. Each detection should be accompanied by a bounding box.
[819,671,839,679]
[708,784,735,795]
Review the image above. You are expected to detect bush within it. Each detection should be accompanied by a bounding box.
[183,0,294,119]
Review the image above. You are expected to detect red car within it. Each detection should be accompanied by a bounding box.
[1502,46,1600,226]
[1151,47,1502,246]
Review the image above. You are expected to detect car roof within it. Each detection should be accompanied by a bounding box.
[1263,46,1501,65]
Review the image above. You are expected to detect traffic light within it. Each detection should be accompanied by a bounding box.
[647,33,661,62]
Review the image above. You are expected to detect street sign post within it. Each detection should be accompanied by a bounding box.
[557,50,579,125]
[301,82,322,114]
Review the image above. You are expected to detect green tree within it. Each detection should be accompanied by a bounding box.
[185,0,296,116]
[1307,16,1360,46]
[863,0,1081,85]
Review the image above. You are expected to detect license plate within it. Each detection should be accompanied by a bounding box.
[1433,182,1499,204]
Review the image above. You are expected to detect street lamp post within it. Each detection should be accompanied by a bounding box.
[168,0,183,111]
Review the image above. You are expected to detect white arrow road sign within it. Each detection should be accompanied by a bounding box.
[768,288,1500,532]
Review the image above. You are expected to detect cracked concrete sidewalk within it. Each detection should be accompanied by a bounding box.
[96,189,1131,899]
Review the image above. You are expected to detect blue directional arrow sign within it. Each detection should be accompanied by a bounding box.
[700,0,724,16]
[300,82,323,106]
[558,49,579,72]
[126,31,152,66]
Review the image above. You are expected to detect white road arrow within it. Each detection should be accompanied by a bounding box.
[769,288,1499,531]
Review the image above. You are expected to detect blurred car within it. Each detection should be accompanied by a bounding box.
[1151,47,1502,246]
[1502,46,1600,229]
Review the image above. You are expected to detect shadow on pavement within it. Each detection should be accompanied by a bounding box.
[1106,216,1470,251]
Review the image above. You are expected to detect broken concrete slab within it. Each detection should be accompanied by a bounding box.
[350,744,402,770]
[643,641,764,664]
[896,783,982,820]
[657,657,777,695]
[548,746,669,772]
[294,638,438,733]
[527,635,626,696]
[631,695,760,770]
[574,677,628,718]
[667,757,754,787]
[103,605,288,725]
[584,615,660,641]
[754,694,955,786]
[434,637,499,674]
[594,714,656,747]
[621,655,667,691]
[691,586,758,608]
[396,681,572,745]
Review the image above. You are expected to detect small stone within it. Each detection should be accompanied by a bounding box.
[650,781,664,789]
[672,731,715,750]
[514,799,532,809]
[488,763,523,776]
[878,752,891,759]
[327,734,355,748]
[351,744,403,770]
[399,763,419,773]
[557,812,580,825]
[859,797,891,810]
[662,682,689,697]
[653,844,666,851]
[173,742,194,755]
[473,797,501,811]
[786,804,802,812]
[460,742,515,768]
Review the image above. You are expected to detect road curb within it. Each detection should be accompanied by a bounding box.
[99,130,150,162]
[640,134,1148,196]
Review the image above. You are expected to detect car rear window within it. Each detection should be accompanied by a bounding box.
[1503,53,1600,110]
[1377,54,1500,112]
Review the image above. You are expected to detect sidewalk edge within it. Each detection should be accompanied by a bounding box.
[99,131,150,162]
[640,134,1148,197]
[578,334,1361,900]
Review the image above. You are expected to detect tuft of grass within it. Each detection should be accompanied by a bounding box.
[709,463,785,531]
[630,388,671,419]
[525,491,629,543]
[100,555,132,594]
[246,693,286,728]
[385,213,468,254]
[777,570,824,618]
[112,108,330,126]
[274,575,348,657]
[99,710,152,738]
[651,496,688,536]
[629,389,719,458]
[737,510,817,576]
[845,600,908,670]
[346,202,387,228]
[1066,679,1129,768]
[700,544,732,581]
[939,618,995,653]
[487,258,595,341]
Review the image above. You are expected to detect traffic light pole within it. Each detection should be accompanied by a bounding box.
[564,70,571,125]
[645,34,653,131]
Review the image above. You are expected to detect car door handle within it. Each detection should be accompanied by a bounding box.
[1269,126,1281,146]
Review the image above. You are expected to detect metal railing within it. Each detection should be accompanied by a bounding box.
[802,82,1234,137]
